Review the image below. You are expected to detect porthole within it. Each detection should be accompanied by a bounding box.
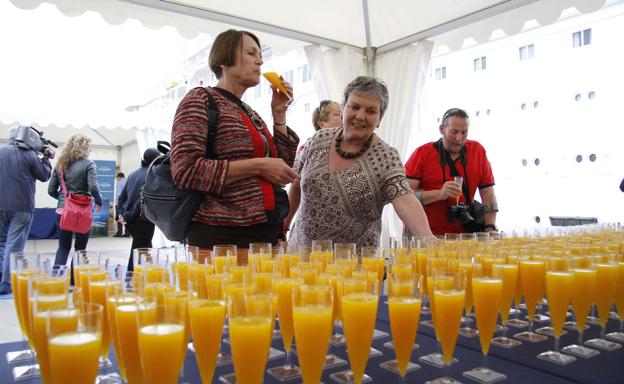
[588,91,596,99]
[535,216,541,223]
[576,155,583,163]
[575,94,582,102]
[534,158,540,166]
[533,101,539,109]
[521,103,526,111]
[589,153,596,162]
[521,159,527,167]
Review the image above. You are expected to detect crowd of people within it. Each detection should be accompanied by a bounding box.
[0,28,501,293]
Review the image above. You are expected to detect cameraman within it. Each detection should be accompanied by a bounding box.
[0,132,53,294]
[405,108,498,236]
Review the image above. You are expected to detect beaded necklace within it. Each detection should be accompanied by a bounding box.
[334,128,374,159]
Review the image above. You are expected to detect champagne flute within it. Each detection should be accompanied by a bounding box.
[562,255,599,358]
[463,264,508,382]
[293,284,334,383]
[514,259,548,342]
[491,261,522,348]
[311,239,333,271]
[537,257,577,365]
[7,251,39,377]
[606,258,624,343]
[330,243,357,346]
[380,272,423,381]
[228,291,274,384]
[47,303,103,384]
[584,256,620,351]
[330,273,379,384]
[454,176,463,205]
[137,296,187,384]
[428,269,466,384]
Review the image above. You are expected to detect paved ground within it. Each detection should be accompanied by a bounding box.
[0,236,132,343]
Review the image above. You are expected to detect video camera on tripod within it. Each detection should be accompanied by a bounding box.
[10,125,58,159]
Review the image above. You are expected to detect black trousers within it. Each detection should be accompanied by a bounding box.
[126,219,155,271]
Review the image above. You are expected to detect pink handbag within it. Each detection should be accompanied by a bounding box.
[58,171,93,234]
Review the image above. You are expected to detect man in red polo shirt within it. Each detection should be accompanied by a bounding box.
[405,108,498,235]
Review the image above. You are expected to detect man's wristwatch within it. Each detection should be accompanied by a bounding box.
[483,224,498,231]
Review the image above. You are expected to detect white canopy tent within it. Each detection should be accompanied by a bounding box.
[1,0,613,240]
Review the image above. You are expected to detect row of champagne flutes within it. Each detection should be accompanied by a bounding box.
[393,228,624,384]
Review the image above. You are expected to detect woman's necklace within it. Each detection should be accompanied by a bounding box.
[334,128,374,159]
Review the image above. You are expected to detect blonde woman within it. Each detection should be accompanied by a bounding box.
[312,100,342,131]
[48,134,102,267]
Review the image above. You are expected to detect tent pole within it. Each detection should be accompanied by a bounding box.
[361,0,375,76]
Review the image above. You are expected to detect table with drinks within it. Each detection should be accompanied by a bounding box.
[1,229,623,384]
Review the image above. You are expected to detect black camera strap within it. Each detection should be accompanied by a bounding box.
[436,139,472,205]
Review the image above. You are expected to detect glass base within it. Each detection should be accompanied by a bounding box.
[509,308,521,316]
[587,316,601,326]
[383,341,419,350]
[372,329,389,340]
[268,347,286,361]
[584,338,622,351]
[606,332,624,343]
[12,364,39,381]
[421,320,435,328]
[6,349,35,364]
[561,344,600,359]
[419,353,457,368]
[98,357,113,370]
[96,372,123,384]
[267,364,302,381]
[563,321,589,332]
[369,347,383,358]
[324,354,348,369]
[506,319,528,329]
[525,314,550,323]
[216,352,232,367]
[219,373,236,384]
[425,376,463,384]
[494,325,504,333]
[379,359,420,375]
[537,351,577,365]
[518,303,527,310]
[491,336,522,349]
[463,367,507,383]
[329,369,372,384]
[331,333,346,346]
[459,327,479,338]
[514,331,548,343]
[535,326,566,337]
[422,306,431,315]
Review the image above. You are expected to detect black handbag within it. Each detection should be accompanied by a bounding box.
[141,88,218,241]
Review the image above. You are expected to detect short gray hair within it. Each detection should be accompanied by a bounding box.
[342,76,389,120]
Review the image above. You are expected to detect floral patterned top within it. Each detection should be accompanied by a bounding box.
[289,128,412,248]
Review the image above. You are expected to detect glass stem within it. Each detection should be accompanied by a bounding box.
[554,336,559,353]
[600,325,606,339]
[285,348,292,368]
[578,329,583,346]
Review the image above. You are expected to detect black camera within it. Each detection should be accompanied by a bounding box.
[10,125,58,159]
[447,203,476,225]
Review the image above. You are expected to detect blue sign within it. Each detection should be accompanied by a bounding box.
[95,160,116,203]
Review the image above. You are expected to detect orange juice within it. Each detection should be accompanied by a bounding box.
[310,251,332,271]
[80,269,106,303]
[115,303,144,384]
[417,252,429,295]
[520,260,545,317]
[89,280,120,358]
[494,264,518,324]
[73,264,99,290]
[229,317,272,384]
[145,265,168,283]
[427,275,453,338]
[213,256,232,273]
[293,304,333,383]
[571,268,597,331]
[276,278,299,351]
[189,299,226,383]
[388,297,422,376]
[615,263,624,318]
[361,258,385,295]
[163,292,191,361]
[11,270,30,336]
[48,332,101,384]
[31,294,69,384]
[545,271,574,338]
[282,253,301,277]
[262,71,291,98]
[472,277,502,354]
[107,294,136,382]
[434,289,464,364]
[17,270,41,344]
[138,324,185,384]
[342,293,378,384]
[172,261,190,291]
[458,262,474,315]
[594,263,617,326]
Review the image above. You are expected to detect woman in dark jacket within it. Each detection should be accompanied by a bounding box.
[116,148,159,271]
[48,134,102,266]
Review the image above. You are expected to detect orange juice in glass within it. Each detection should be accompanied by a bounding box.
[334,278,378,384]
[537,257,576,365]
[584,260,620,351]
[47,304,102,384]
[380,273,423,379]
[293,285,333,383]
[137,300,186,384]
[189,298,226,383]
[514,259,547,342]
[432,269,465,375]
[605,260,624,342]
[88,278,121,360]
[491,263,522,348]
[361,247,385,295]
[262,71,291,99]
[111,295,144,384]
[228,293,273,384]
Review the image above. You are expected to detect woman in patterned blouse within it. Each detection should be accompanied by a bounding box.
[288,76,433,248]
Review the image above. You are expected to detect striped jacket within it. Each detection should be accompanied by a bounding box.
[170,87,299,226]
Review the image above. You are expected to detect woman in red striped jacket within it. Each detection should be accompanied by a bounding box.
[170,29,299,253]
